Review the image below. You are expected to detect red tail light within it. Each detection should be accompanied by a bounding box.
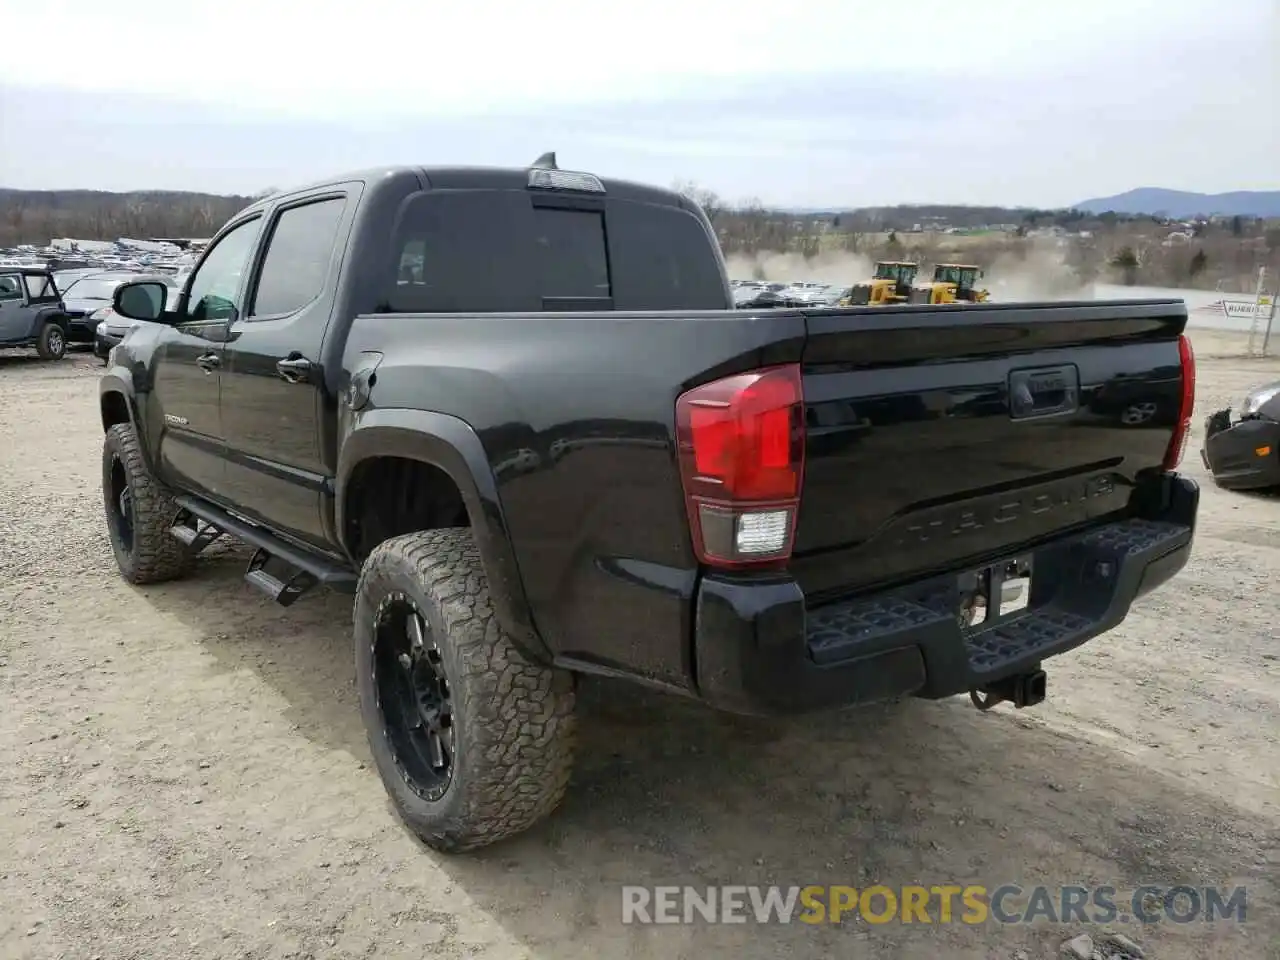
[1163,334,1196,471]
[675,364,805,568]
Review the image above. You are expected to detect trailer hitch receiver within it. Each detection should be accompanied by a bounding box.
[970,670,1047,711]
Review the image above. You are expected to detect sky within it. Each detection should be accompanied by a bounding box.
[1,0,1277,208]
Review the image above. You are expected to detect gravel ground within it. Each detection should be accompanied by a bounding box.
[1,330,1277,960]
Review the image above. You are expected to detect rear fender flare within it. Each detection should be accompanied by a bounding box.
[17,306,66,338]
[35,306,68,331]
[336,408,549,663]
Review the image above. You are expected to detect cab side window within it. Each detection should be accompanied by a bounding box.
[184,217,263,323]
[0,275,22,302]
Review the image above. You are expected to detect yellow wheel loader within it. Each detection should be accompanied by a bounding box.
[839,261,920,306]
[915,263,991,304]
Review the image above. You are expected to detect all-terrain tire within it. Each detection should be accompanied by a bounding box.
[354,528,577,853]
[102,422,195,584]
[36,321,66,361]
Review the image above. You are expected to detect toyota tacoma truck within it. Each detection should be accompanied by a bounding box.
[99,155,1200,853]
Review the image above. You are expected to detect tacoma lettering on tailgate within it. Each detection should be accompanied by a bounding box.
[893,474,1118,548]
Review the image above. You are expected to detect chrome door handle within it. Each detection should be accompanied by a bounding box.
[276,356,312,384]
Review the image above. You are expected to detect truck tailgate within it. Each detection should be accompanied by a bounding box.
[791,299,1189,601]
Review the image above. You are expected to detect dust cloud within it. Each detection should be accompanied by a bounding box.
[984,246,1094,301]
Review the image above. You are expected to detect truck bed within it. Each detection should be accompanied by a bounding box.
[792,298,1187,601]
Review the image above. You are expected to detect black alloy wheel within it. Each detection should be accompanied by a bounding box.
[372,593,455,801]
[107,453,134,553]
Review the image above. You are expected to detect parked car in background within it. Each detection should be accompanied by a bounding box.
[93,278,180,363]
[53,268,99,294]
[0,267,70,360]
[1202,379,1280,490]
[60,271,178,345]
[735,286,821,309]
[779,283,845,306]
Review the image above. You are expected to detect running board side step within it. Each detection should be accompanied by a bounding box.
[171,507,225,555]
[170,495,357,606]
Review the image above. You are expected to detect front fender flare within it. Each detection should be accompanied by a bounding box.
[98,370,163,479]
[336,408,549,663]
[99,370,137,429]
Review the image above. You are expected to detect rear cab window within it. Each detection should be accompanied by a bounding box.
[386,187,727,313]
[534,207,611,305]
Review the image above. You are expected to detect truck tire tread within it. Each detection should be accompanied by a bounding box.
[354,528,576,853]
[103,422,194,584]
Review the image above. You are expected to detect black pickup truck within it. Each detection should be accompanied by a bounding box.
[99,156,1199,853]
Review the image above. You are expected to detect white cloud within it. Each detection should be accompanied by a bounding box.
[1,0,1274,203]
[5,0,1261,118]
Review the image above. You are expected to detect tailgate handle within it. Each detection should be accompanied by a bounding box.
[1008,365,1079,420]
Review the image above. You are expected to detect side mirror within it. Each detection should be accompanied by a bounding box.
[113,281,168,322]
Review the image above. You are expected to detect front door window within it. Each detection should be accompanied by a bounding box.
[0,275,23,302]
[183,217,263,323]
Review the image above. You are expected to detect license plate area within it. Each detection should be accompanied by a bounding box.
[959,555,1033,628]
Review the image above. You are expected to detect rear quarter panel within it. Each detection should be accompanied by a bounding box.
[342,310,805,690]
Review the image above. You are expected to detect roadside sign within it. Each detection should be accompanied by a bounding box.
[1223,299,1275,320]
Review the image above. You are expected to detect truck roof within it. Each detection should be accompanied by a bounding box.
[244,163,689,217]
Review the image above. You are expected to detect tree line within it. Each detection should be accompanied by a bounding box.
[0,189,258,248]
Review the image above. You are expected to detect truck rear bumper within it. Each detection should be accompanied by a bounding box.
[692,473,1198,716]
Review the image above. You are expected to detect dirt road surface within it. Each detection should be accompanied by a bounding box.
[2,329,1277,960]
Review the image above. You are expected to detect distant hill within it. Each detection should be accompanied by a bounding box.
[1074,188,1280,219]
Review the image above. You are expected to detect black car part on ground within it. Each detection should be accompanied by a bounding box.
[1201,379,1280,490]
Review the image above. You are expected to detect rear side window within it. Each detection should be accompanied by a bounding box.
[386,190,727,313]
[389,191,541,313]
[251,196,347,318]
[604,202,728,310]
[24,274,57,300]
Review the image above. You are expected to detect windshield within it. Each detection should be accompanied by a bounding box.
[60,277,127,300]
[61,275,175,300]
[875,263,914,285]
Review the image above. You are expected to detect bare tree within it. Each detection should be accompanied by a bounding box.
[672,180,727,229]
